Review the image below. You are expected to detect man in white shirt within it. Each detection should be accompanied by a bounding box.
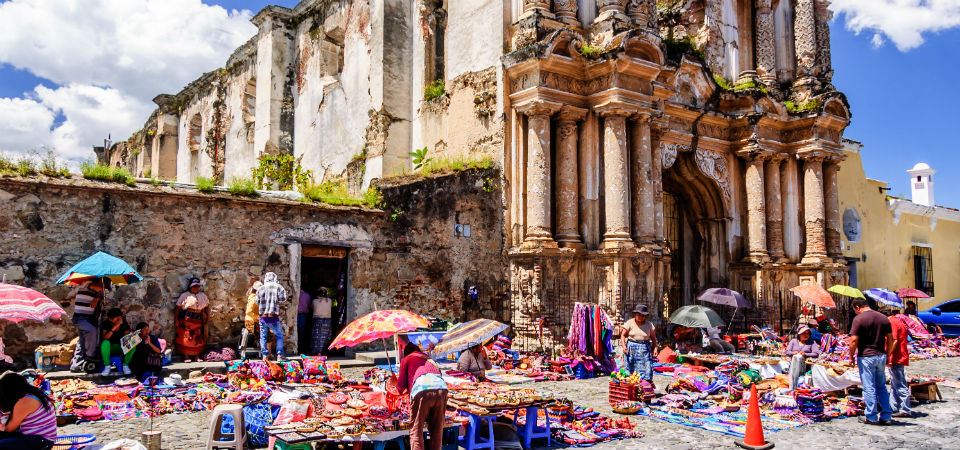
[704,326,735,353]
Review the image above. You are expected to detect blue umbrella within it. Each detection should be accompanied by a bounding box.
[864,288,904,308]
[56,251,143,286]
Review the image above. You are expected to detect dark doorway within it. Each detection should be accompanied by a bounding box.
[300,245,349,356]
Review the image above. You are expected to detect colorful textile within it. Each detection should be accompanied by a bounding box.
[896,314,931,339]
[641,405,805,437]
[626,340,653,381]
[310,317,332,355]
[0,283,67,323]
[329,310,429,349]
[175,314,205,357]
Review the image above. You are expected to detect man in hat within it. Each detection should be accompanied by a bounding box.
[619,304,657,381]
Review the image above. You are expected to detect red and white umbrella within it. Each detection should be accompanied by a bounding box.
[0,283,66,323]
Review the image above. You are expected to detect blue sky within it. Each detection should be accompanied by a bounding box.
[0,0,958,206]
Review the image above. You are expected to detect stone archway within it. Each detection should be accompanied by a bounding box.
[662,150,730,309]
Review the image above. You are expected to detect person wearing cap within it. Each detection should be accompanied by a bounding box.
[783,325,821,391]
[620,304,657,382]
[175,277,210,363]
[239,279,262,352]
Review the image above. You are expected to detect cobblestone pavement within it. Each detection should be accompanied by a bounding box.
[62,358,960,450]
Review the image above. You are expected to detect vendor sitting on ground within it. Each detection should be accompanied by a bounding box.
[457,344,492,380]
[784,325,821,391]
[129,322,164,381]
[100,308,133,376]
[704,326,735,354]
[806,319,823,342]
[672,325,701,353]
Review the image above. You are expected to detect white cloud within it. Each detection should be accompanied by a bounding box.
[0,0,256,161]
[833,0,960,51]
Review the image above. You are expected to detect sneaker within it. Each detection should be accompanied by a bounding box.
[122,366,132,375]
[101,367,112,376]
[858,416,883,425]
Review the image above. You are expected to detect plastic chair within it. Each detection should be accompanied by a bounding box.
[206,404,245,450]
[511,406,552,448]
[373,436,407,450]
[458,412,495,450]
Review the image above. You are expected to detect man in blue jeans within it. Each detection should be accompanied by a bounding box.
[848,297,893,425]
[256,272,289,360]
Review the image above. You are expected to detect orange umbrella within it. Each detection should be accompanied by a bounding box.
[790,284,836,309]
[329,310,430,349]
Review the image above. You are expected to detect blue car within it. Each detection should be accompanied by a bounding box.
[918,299,960,337]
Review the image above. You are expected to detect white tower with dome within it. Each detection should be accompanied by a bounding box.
[907,162,935,207]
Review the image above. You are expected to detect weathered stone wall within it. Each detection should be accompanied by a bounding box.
[0,169,505,361]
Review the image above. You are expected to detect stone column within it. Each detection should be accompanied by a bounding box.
[626,0,656,28]
[815,0,833,81]
[598,0,627,15]
[553,0,580,26]
[601,110,634,248]
[794,0,818,80]
[800,155,828,263]
[523,0,551,15]
[764,156,785,260]
[651,130,665,242]
[755,0,777,85]
[823,160,842,258]
[630,116,655,243]
[556,107,584,247]
[519,102,560,246]
[742,153,769,262]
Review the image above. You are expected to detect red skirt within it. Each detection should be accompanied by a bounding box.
[176,314,206,356]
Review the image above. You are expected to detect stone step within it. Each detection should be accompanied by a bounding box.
[345,350,396,366]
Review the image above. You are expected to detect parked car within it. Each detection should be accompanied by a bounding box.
[917,299,960,337]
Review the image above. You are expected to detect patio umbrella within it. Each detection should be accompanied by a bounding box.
[56,251,143,286]
[0,283,66,323]
[431,318,508,357]
[790,284,836,309]
[669,305,723,328]
[827,285,864,299]
[895,288,930,299]
[697,288,750,308]
[864,288,904,308]
[329,310,430,367]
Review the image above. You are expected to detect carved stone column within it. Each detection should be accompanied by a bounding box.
[523,0,552,15]
[598,0,627,15]
[553,0,580,26]
[742,152,769,262]
[600,110,634,248]
[518,101,560,246]
[794,0,818,81]
[630,116,654,243]
[823,159,842,258]
[764,156,785,260]
[800,155,828,264]
[755,0,777,85]
[556,107,585,247]
[652,132,665,243]
[626,0,656,28]
[815,0,833,81]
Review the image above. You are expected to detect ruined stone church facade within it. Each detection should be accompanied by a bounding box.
[108,0,850,345]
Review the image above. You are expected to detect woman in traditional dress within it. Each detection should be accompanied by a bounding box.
[175,277,209,362]
[129,322,164,381]
[620,304,657,381]
[310,287,333,355]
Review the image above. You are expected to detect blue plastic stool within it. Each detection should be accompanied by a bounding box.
[109,356,122,372]
[373,436,407,450]
[511,406,552,449]
[458,413,496,450]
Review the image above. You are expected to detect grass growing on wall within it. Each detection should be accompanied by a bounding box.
[424,79,445,101]
[80,162,136,186]
[195,176,215,193]
[421,153,495,177]
[300,180,384,208]
[227,177,258,197]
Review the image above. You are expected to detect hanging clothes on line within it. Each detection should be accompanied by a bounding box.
[567,303,615,372]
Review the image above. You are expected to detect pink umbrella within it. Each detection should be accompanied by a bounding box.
[0,283,66,323]
[895,288,930,299]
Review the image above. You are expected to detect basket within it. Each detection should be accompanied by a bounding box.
[612,406,642,415]
[608,381,638,405]
[546,405,570,422]
[53,434,96,450]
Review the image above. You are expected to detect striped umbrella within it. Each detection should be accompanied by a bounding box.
[864,288,904,308]
[0,283,66,323]
[431,319,509,357]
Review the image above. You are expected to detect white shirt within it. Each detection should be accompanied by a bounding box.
[706,327,722,340]
[312,297,332,318]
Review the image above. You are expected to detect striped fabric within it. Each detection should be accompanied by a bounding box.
[0,283,66,323]
[431,318,508,357]
[18,396,57,442]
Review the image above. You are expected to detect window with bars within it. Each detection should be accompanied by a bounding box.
[663,192,680,253]
[913,246,934,296]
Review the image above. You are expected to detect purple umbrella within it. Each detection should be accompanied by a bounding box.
[697,288,751,309]
[864,288,904,308]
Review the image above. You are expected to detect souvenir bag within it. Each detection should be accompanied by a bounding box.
[76,406,104,421]
[241,402,276,448]
[281,360,303,383]
[301,355,327,376]
[249,361,271,381]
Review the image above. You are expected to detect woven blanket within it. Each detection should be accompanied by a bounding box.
[639,405,806,437]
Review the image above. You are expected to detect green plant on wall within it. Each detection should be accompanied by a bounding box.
[578,42,602,59]
[252,153,314,191]
[410,147,432,170]
[195,176,215,193]
[424,79,445,101]
[784,100,819,114]
[713,74,733,91]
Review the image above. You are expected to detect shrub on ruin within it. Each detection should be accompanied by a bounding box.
[424,79,445,101]
[39,151,70,178]
[252,153,313,191]
[195,176,215,193]
[228,177,258,197]
[80,162,136,187]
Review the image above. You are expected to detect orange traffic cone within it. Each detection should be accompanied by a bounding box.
[735,384,774,449]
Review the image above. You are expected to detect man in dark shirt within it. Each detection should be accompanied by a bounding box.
[848,298,893,425]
